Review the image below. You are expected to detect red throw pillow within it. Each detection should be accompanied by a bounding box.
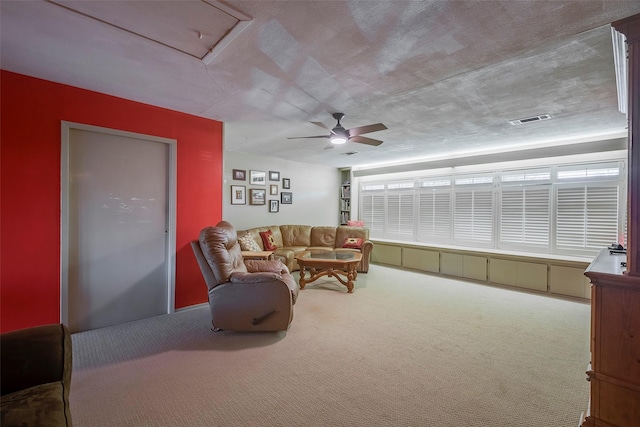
[259,230,277,251]
[342,237,363,249]
[347,220,364,227]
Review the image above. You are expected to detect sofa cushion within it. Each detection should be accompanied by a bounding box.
[273,248,295,269]
[259,230,278,251]
[336,226,369,248]
[342,237,364,249]
[245,226,283,248]
[279,225,312,247]
[238,233,261,252]
[1,382,72,427]
[310,226,337,247]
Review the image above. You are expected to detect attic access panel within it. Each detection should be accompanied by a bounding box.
[50,0,251,62]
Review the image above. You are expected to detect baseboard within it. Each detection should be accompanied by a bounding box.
[175,302,208,313]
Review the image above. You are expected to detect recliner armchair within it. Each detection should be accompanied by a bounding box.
[191,221,299,332]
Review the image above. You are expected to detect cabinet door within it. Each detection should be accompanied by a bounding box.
[516,262,547,292]
[441,253,463,277]
[371,244,402,266]
[403,248,439,273]
[489,258,517,286]
[463,255,487,281]
[550,266,590,298]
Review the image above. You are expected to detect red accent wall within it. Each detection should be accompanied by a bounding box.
[0,71,222,333]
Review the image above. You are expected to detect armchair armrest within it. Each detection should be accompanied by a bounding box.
[359,240,374,273]
[230,271,283,284]
[1,324,72,396]
[244,259,290,274]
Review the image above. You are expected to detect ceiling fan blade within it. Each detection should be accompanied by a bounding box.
[350,135,384,146]
[323,143,335,150]
[310,121,331,130]
[347,123,387,137]
[287,135,330,139]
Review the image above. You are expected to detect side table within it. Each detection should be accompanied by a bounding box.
[241,251,274,260]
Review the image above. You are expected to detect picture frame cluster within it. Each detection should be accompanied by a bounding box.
[231,169,292,213]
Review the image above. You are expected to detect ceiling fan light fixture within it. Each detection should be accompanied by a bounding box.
[330,135,347,144]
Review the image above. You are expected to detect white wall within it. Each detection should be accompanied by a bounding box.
[223,150,340,230]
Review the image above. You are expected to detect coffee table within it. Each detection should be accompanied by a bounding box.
[294,251,362,293]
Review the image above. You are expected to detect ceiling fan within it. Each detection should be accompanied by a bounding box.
[287,113,387,147]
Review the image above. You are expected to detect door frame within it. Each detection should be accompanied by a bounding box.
[60,121,178,326]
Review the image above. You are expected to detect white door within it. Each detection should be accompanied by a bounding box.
[61,123,176,333]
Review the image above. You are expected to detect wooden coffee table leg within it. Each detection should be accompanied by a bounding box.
[299,266,307,289]
[346,265,356,293]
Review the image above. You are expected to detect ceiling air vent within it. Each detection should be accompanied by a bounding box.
[509,113,552,126]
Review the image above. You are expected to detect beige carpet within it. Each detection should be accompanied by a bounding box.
[70,265,591,426]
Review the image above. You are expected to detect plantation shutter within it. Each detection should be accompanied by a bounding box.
[417,191,451,243]
[361,192,385,238]
[556,184,619,250]
[387,193,414,240]
[454,188,493,245]
[500,186,550,248]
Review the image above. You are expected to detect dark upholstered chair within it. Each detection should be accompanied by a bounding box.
[191,221,299,332]
[1,324,73,426]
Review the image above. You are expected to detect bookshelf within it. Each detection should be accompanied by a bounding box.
[340,168,351,225]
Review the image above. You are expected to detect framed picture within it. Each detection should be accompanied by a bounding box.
[232,169,246,181]
[282,178,290,189]
[230,185,246,205]
[250,188,266,205]
[250,170,266,185]
[270,184,278,195]
[281,191,292,204]
[269,171,280,181]
[269,200,279,213]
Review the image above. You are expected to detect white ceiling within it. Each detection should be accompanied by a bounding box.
[2,1,639,169]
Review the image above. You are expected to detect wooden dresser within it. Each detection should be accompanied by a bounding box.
[582,249,640,427]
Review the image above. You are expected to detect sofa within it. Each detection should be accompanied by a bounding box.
[1,324,73,427]
[237,225,373,273]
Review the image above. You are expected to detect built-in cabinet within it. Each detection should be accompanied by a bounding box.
[371,241,591,299]
[581,249,640,427]
[339,168,351,225]
[489,258,547,292]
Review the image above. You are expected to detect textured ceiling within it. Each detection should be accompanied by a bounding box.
[2,1,639,169]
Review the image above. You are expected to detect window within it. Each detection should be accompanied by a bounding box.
[499,168,551,250]
[500,186,550,249]
[361,192,385,237]
[417,177,451,243]
[359,160,625,257]
[556,184,619,254]
[453,175,493,246]
[453,187,493,245]
[387,193,414,240]
[418,192,451,243]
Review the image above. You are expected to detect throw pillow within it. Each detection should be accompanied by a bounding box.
[342,237,364,249]
[259,230,278,251]
[238,233,261,252]
[347,220,365,227]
